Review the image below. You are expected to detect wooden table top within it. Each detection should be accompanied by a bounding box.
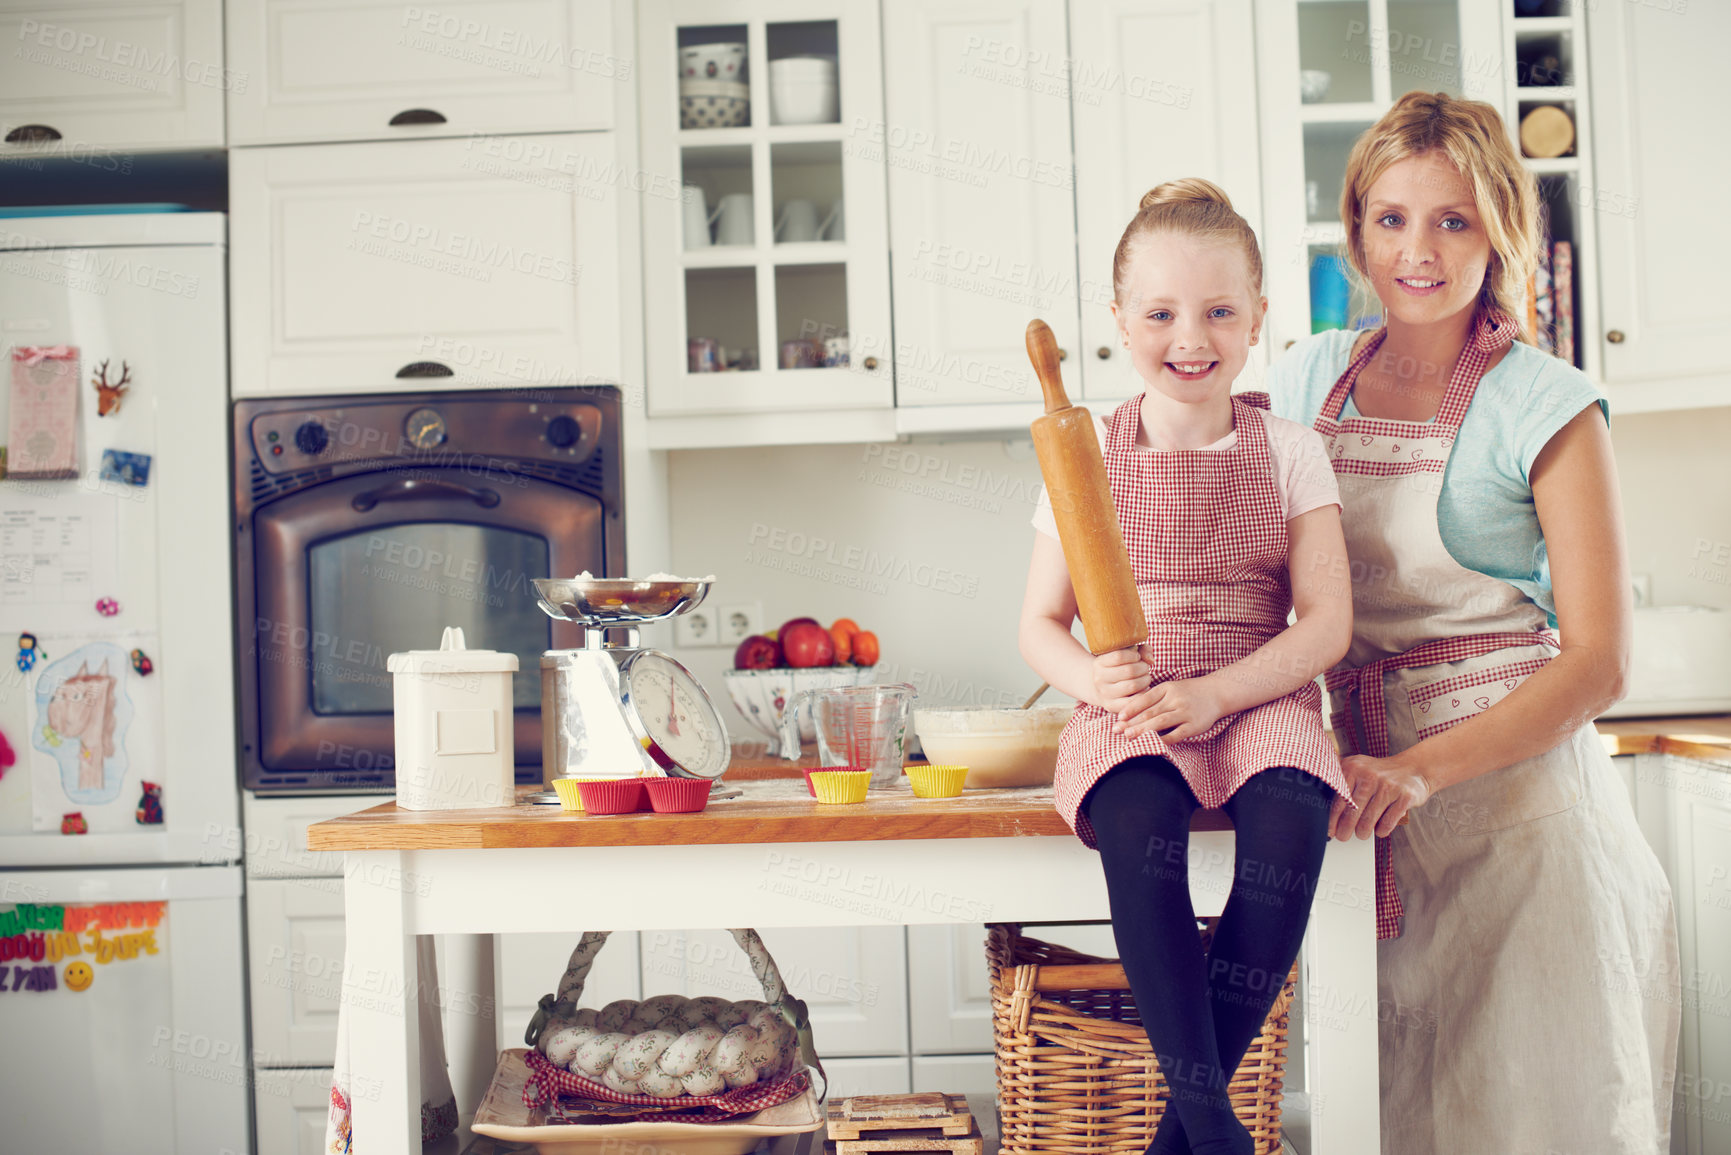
[306,715,1731,853]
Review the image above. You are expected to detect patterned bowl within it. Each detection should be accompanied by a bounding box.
[680,85,750,129]
[723,666,876,757]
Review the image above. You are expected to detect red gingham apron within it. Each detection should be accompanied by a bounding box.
[1313,310,1558,940]
[1318,315,1681,1153]
[1054,391,1349,845]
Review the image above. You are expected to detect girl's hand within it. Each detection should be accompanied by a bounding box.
[1330,754,1432,840]
[1123,677,1227,742]
[1092,647,1152,720]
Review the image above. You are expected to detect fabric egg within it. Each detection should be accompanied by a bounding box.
[575,1031,629,1077]
[712,1024,759,1073]
[540,1025,586,1069]
[658,1024,722,1077]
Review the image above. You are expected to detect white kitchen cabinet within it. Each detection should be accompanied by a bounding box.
[907,924,994,1054]
[1587,2,1731,407]
[824,1056,914,1098]
[880,0,1079,411]
[253,1066,336,1155]
[1070,0,1264,401]
[639,0,893,429]
[912,1054,995,1098]
[0,0,225,153]
[496,931,643,1046]
[224,0,615,146]
[640,926,910,1057]
[248,875,350,1066]
[230,133,622,395]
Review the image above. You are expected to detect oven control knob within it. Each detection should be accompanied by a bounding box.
[294,420,330,455]
[545,415,581,449]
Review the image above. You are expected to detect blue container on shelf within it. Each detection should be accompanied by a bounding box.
[1309,254,1351,333]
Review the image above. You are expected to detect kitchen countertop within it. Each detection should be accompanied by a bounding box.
[1595,714,1731,762]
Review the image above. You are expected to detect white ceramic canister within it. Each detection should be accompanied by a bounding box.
[387,626,518,810]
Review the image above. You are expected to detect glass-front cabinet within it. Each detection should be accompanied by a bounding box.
[641,0,891,418]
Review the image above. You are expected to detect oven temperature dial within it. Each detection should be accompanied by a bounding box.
[405,407,447,450]
[546,414,581,449]
[293,420,329,455]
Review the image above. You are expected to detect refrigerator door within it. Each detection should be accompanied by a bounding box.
[0,866,248,1154]
[0,215,237,867]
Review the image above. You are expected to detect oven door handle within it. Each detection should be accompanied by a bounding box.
[351,478,503,512]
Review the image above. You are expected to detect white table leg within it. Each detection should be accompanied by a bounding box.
[1300,835,1380,1153]
[345,850,421,1153]
[443,932,499,1127]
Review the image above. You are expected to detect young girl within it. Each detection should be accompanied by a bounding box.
[1019,180,1353,1155]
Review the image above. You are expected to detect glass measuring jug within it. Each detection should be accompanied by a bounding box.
[779,683,917,788]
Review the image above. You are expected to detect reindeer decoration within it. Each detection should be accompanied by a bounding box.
[91,359,131,416]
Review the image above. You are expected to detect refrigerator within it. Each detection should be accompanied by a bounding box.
[0,212,248,1153]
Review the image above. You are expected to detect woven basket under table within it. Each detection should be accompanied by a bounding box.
[987,923,1294,1155]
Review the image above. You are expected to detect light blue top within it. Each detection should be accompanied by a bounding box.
[1266,328,1608,627]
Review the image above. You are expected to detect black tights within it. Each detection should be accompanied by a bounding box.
[1084,757,1332,1155]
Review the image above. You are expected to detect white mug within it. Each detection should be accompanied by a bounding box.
[682,186,711,249]
[775,198,842,244]
[713,192,754,246]
[825,199,845,241]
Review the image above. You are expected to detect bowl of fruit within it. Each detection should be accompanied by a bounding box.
[724,617,882,759]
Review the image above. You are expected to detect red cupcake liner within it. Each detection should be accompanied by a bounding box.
[643,777,714,813]
[575,779,648,815]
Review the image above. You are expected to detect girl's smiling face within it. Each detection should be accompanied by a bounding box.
[1360,151,1492,326]
[1111,233,1264,404]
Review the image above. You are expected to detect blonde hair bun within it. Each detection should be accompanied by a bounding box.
[1139,178,1234,213]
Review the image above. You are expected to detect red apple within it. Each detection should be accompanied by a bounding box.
[733,635,782,670]
[781,621,837,668]
[776,616,820,642]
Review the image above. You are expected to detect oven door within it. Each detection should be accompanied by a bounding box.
[248,467,598,786]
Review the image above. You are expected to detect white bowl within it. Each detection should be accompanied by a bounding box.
[681,91,750,129]
[912,704,1073,789]
[769,55,837,78]
[770,79,839,125]
[681,42,746,82]
[724,666,876,754]
[1299,70,1331,103]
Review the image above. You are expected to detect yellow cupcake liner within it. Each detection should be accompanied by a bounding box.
[551,777,615,812]
[809,769,871,805]
[907,764,969,798]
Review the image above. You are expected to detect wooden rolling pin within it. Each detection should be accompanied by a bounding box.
[1028,319,1148,655]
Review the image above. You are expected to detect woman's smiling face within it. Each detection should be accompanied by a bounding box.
[1360,151,1492,327]
[1111,233,1263,404]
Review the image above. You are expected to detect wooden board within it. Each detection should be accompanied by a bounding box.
[832,1129,983,1155]
[827,1094,972,1140]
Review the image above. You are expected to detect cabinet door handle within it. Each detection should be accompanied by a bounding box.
[1056,348,1068,362]
[395,360,454,378]
[1605,329,1626,344]
[1096,346,1112,360]
[5,124,62,143]
[389,109,448,127]
[862,356,879,370]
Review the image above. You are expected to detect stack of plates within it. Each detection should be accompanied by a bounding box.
[680,42,749,129]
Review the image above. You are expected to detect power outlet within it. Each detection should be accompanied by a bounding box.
[674,606,718,648]
[717,602,763,646]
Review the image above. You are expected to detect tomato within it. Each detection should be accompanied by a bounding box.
[851,631,879,666]
[781,622,837,668]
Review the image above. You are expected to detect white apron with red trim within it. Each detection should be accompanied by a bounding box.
[1053,392,1348,844]
[1317,315,1679,1154]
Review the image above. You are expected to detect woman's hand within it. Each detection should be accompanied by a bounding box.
[1092,647,1151,721]
[1330,753,1433,839]
[1124,677,1228,742]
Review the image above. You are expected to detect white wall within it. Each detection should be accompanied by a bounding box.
[665,437,1054,737]
[1612,407,1731,610]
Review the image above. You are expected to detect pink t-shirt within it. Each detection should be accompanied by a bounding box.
[1030,409,1340,539]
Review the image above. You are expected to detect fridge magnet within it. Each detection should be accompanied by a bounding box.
[98,449,151,487]
[63,961,93,991]
[16,632,43,673]
[0,727,13,781]
[129,648,153,676]
[90,359,131,417]
[135,781,162,824]
[6,345,79,479]
[60,812,87,834]
[95,597,119,617]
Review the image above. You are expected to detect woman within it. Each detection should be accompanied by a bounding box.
[1266,92,1679,1153]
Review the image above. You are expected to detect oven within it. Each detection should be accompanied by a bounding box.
[234,389,624,791]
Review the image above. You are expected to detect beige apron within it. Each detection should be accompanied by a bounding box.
[1317,321,1680,1154]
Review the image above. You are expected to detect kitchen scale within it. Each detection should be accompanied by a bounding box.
[526,576,732,803]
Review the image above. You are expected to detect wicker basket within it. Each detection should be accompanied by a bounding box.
[987,923,1294,1155]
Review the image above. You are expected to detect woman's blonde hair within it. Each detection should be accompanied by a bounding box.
[1112,178,1263,306]
[1341,91,1539,338]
